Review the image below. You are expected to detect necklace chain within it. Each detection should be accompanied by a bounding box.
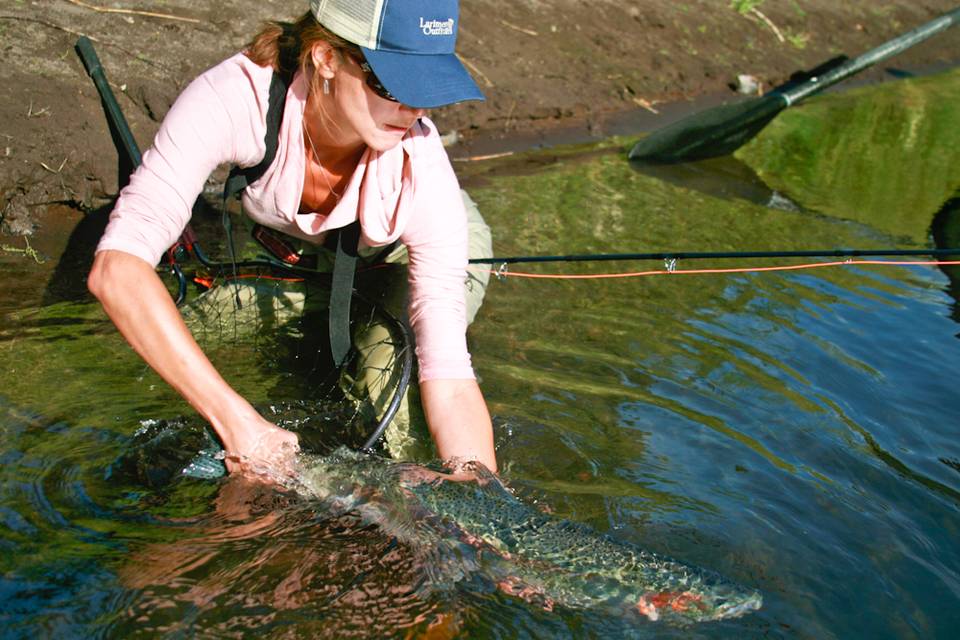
[303,122,341,203]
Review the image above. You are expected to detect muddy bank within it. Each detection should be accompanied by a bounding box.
[0,0,958,238]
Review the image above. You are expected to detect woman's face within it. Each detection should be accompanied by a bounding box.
[321,53,426,152]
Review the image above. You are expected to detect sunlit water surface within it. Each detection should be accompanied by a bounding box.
[1,69,959,638]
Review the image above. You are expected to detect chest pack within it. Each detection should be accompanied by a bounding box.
[221,71,360,368]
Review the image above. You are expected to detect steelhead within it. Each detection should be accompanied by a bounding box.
[291,448,762,624]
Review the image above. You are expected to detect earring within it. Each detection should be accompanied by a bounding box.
[323,78,330,95]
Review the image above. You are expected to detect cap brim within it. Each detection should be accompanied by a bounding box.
[361,47,485,109]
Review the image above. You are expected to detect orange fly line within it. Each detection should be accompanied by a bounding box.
[469,259,960,280]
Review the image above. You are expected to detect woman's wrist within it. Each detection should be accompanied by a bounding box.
[420,378,497,473]
[203,392,269,453]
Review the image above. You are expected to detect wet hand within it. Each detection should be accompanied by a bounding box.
[222,417,300,482]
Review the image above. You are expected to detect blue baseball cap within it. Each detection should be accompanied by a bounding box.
[309,0,485,108]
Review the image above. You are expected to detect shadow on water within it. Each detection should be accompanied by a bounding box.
[930,192,960,325]
[628,155,802,213]
[40,204,110,305]
[40,196,227,307]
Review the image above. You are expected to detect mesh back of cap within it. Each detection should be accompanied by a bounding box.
[311,0,385,49]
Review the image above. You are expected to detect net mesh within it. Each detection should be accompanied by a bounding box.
[171,262,413,458]
[311,0,384,48]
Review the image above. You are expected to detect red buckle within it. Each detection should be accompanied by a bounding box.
[253,225,302,266]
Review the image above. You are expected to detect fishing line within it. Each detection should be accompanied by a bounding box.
[469,258,960,280]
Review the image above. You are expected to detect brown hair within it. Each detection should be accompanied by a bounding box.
[245,11,362,97]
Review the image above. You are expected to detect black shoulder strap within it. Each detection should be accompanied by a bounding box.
[218,71,291,310]
[223,71,290,202]
[170,72,290,279]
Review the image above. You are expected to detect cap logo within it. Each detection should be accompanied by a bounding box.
[419,17,455,36]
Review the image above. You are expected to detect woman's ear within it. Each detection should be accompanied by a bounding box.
[309,41,338,79]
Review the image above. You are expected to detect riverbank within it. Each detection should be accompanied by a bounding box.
[0,0,958,237]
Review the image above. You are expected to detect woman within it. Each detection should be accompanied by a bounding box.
[87,0,497,475]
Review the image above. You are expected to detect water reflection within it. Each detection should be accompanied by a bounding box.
[111,477,441,638]
[735,66,960,243]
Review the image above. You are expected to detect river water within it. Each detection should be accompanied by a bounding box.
[1,69,958,638]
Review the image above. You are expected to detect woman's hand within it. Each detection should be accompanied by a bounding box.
[219,409,301,479]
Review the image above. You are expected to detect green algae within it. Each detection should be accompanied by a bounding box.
[735,67,960,243]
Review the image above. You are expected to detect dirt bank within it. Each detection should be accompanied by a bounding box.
[1,0,958,238]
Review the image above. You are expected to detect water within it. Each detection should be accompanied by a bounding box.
[1,68,959,637]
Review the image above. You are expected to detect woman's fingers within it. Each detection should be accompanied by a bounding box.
[224,423,301,481]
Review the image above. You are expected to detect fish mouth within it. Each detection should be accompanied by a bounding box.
[713,591,763,619]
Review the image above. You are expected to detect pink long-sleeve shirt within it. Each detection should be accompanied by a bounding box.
[97,53,473,381]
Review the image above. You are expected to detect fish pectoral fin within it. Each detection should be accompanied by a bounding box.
[496,576,555,612]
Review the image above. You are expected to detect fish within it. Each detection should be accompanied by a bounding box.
[290,448,762,624]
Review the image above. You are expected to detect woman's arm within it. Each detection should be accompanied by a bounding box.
[88,250,299,475]
[420,378,496,473]
[396,119,497,473]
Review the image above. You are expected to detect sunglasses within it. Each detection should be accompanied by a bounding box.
[348,53,400,103]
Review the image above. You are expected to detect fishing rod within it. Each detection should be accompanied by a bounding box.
[469,247,960,265]
[76,36,215,304]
